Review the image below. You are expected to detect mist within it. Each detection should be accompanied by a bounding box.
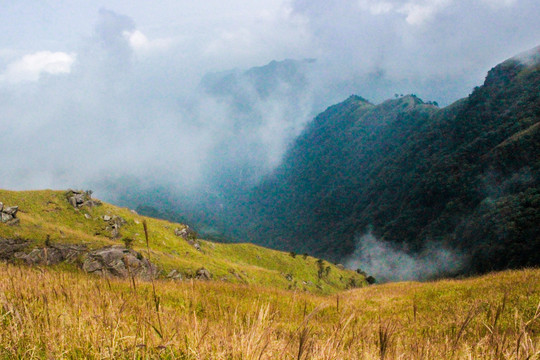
[1,1,539,208]
[345,231,464,282]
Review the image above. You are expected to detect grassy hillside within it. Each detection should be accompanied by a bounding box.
[0,263,538,359]
[0,189,364,294]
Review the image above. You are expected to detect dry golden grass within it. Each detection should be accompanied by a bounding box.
[1,263,538,359]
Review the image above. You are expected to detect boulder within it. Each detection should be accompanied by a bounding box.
[174,226,197,240]
[1,204,19,225]
[3,206,18,216]
[0,202,3,212]
[196,267,212,280]
[82,246,158,280]
[1,213,13,223]
[167,269,183,280]
[66,190,101,209]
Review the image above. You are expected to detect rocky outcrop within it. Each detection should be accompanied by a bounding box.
[0,238,157,280]
[22,244,87,265]
[82,246,158,280]
[0,238,28,259]
[66,190,101,209]
[0,203,20,226]
[174,226,197,239]
[196,267,212,280]
[174,226,202,251]
[167,269,183,280]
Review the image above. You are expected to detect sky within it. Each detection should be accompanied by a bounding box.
[1,0,539,196]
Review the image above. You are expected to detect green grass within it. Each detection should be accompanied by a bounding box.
[0,189,365,294]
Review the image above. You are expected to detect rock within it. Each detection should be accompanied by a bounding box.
[196,267,212,280]
[0,238,29,260]
[82,246,158,280]
[102,215,111,221]
[66,190,101,209]
[3,206,18,216]
[69,196,78,208]
[1,213,13,223]
[82,200,100,208]
[336,264,345,270]
[112,216,127,226]
[167,269,182,280]
[285,273,293,281]
[1,204,19,224]
[19,244,87,266]
[174,226,197,240]
[84,213,92,220]
[188,239,202,251]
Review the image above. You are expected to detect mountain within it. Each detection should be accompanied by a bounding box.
[0,189,365,293]
[228,46,540,275]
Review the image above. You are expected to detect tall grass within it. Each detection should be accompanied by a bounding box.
[0,264,539,359]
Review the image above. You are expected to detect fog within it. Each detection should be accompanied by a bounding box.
[1,0,539,204]
[345,231,464,282]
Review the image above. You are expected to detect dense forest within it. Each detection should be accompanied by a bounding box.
[223,48,540,275]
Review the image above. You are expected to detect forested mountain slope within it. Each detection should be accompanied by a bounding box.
[232,47,540,274]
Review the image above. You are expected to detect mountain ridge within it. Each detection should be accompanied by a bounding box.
[226,46,540,276]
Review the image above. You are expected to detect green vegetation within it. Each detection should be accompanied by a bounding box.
[225,51,540,274]
[0,189,364,294]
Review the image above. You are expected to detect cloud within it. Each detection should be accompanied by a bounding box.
[345,231,464,282]
[0,51,75,84]
[0,9,316,200]
[0,1,538,209]
[123,30,173,54]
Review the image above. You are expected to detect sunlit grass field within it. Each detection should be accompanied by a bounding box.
[0,189,364,294]
[1,264,538,359]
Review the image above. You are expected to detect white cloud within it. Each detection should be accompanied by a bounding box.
[122,30,173,54]
[0,51,76,84]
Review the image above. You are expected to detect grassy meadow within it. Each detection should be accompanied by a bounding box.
[0,189,364,294]
[0,264,538,359]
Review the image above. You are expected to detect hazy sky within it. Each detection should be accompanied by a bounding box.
[1,0,539,194]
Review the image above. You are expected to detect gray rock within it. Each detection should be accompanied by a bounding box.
[187,239,202,251]
[167,269,182,280]
[82,246,158,280]
[0,202,3,212]
[69,196,78,208]
[196,267,212,280]
[102,215,111,221]
[336,264,345,270]
[174,226,197,240]
[18,244,87,266]
[0,238,29,260]
[84,213,92,220]
[1,213,13,223]
[3,206,18,216]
